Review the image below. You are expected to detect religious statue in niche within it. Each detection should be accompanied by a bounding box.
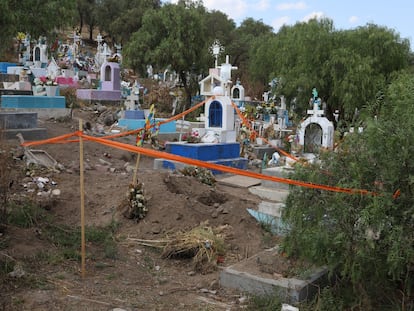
[309,87,321,109]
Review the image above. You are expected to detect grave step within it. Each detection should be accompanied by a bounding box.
[153,157,248,174]
[258,201,285,218]
[219,246,329,303]
[0,89,33,96]
[1,95,66,109]
[1,108,71,119]
[259,166,294,190]
[0,112,38,129]
[250,145,277,160]
[249,186,289,202]
[2,128,47,141]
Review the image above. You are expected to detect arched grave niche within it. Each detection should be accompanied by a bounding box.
[104,65,111,81]
[298,115,334,151]
[209,100,223,127]
[304,123,323,153]
[34,47,41,62]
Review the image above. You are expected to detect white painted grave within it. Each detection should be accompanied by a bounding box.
[202,86,236,143]
[297,89,334,151]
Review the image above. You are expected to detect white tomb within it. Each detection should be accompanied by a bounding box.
[201,86,236,143]
[32,38,48,68]
[231,79,245,104]
[297,94,334,151]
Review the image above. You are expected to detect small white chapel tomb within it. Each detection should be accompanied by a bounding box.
[201,86,236,143]
[297,89,334,152]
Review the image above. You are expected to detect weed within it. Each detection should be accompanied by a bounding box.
[105,273,116,280]
[11,297,25,306]
[246,292,283,311]
[0,257,15,275]
[7,200,49,228]
[0,134,14,223]
[43,223,119,261]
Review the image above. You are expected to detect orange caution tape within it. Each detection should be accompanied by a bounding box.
[20,97,379,197]
[21,131,81,147]
[80,132,377,196]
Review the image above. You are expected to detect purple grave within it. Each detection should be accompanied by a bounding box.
[76,61,122,101]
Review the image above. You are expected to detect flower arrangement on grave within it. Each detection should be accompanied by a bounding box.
[122,183,148,220]
[182,129,201,143]
[34,75,58,87]
[268,102,278,115]
[255,103,266,116]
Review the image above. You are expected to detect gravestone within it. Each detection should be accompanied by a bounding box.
[100,62,120,91]
[297,89,334,151]
[202,87,236,143]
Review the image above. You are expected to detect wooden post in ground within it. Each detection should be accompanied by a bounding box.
[132,153,141,186]
[79,119,86,278]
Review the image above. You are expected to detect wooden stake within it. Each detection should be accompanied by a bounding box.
[79,119,86,278]
[132,152,141,186]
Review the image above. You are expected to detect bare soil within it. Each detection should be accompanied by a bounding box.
[0,108,283,310]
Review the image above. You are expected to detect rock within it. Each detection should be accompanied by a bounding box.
[83,162,92,170]
[98,158,111,166]
[96,104,107,113]
[124,165,135,173]
[51,189,61,196]
[95,164,108,173]
[151,224,161,234]
[8,263,26,278]
[104,114,115,126]
[56,163,65,171]
[35,177,49,184]
[209,279,219,290]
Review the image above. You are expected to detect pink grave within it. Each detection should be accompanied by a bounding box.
[76,62,121,101]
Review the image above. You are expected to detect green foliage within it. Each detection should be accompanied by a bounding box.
[45,223,119,260]
[179,166,216,186]
[0,0,16,57]
[59,86,78,109]
[246,292,282,311]
[94,0,161,44]
[249,18,412,121]
[281,71,414,308]
[7,201,49,228]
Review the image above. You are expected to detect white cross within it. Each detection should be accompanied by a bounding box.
[307,102,324,117]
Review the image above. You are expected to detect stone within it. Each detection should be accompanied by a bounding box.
[98,158,111,166]
[51,189,61,196]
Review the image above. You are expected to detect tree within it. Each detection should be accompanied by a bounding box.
[95,0,161,45]
[8,0,76,39]
[248,18,412,121]
[76,0,99,41]
[282,71,414,308]
[228,18,275,98]
[0,0,16,58]
[123,1,209,109]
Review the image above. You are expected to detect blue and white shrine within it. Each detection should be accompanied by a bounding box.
[158,42,248,173]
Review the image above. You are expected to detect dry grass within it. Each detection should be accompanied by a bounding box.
[126,222,232,273]
[0,130,14,223]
